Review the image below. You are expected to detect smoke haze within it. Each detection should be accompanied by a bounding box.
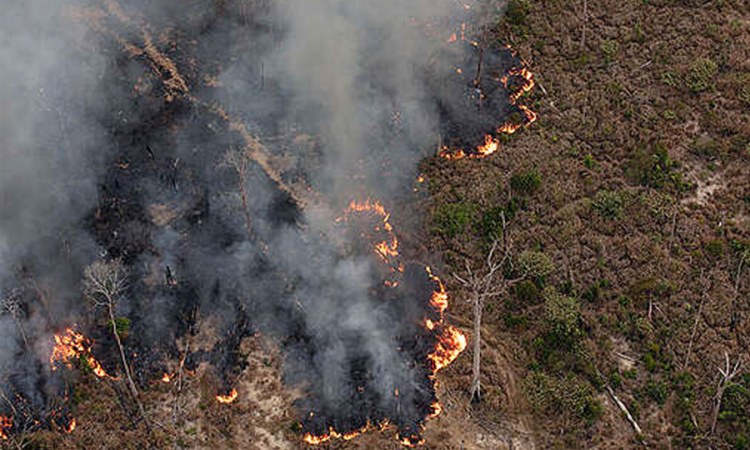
[0,0,496,441]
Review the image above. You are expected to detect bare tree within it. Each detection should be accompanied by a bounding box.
[83,259,146,420]
[221,148,256,241]
[454,213,522,402]
[1,288,29,351]
[710,352,744,434]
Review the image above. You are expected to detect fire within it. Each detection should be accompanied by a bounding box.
[339,198,400,265]
[65,419,76,434]
[0,415,11,440]
[215,388,238,404]
[440,39,538,159]
[161,373,173,383]
[425,266,467,373]
[50,327,118,380]
[304,202,465,446]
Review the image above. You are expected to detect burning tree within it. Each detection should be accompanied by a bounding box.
[82,259,145,420]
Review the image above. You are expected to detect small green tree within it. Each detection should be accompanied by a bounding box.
[517,251,555,283]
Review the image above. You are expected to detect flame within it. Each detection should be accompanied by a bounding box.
[429,402,442,418]
[161,373,173,383]
[340,198,400,265]
[50,327,118,380]
[65,419,76,434]
[439,40,538,160]
[304,202,465,447]
[0,415,11,440]
[425,266,467,373]
[215,388,238,404]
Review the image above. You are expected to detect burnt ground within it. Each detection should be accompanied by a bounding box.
[3,0,749,449]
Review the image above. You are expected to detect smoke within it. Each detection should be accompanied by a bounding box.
[0,0,111,418]
[0,0,490,441]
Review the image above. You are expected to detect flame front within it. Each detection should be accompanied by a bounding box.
[215,388,238,404]
[50,327,118,380]
[305,201,466,446]
[65,419,76,434]
[0,415,11,440]
[439,43,538,159]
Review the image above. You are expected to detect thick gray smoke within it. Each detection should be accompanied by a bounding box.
[0,0,486,440]
[1,0,110,412]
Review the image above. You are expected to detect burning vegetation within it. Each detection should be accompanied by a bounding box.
[0,0,534,447]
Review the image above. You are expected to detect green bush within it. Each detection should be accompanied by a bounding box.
[523,372,602,423]
[107,317,131,339]
[719,374,750,444]
[599,39,620,62]
[626,143,686,190]
[646,379,669,406]
[515,280,541,304]
[543,287,582,342]
[510,169,542,195]
[685,58,717,93]
[518,251,555,282]
[505,0,530,25]
[591,190,625,220]
[661,71,682,88]
[706,240,724,258]
[480,198,518,239]
[433,203,476,238]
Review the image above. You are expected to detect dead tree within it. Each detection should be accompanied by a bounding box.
[221,148,256,241]
[83,259,146,420]
[453,212,522,402]
[710,352,744,434]
[1,288,29,351]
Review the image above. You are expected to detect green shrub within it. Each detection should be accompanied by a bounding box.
[626,143,686,190]
[685,58,717,93]
[518,251,555,282]
[646,379,669,405]
[583,153,596,169]
[505,0,530,25]
[515,280,541,304]
[523,372,602,423]
[433,203,476,238]
[599,39,620,62]
[481,198,518,239]
[543,287,582,342]
[591,190,625,220]
[740,84,750,106]
[661,71,682,87]
[510,169,542,195]
[706,240,724,258]
[107,317,131,339]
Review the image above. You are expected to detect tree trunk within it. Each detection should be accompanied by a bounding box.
[107,300,146,420]
[471,294,482,402]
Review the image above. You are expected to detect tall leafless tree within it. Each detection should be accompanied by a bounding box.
[1,288,29,351]
[453,212,523,402]
[710,352,744,434]
[83,259,146,420]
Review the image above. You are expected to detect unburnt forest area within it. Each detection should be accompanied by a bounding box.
[420,0,749,448]
[1,0,749,450]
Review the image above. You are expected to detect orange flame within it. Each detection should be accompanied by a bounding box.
[215,388,238,404]
[439,49,537,160]
[0,415,11,440]
[65,419,76,434]
[161,373,173,383]
[304,202,465,446]
[50,327,118,380]
[340,198,400,265]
